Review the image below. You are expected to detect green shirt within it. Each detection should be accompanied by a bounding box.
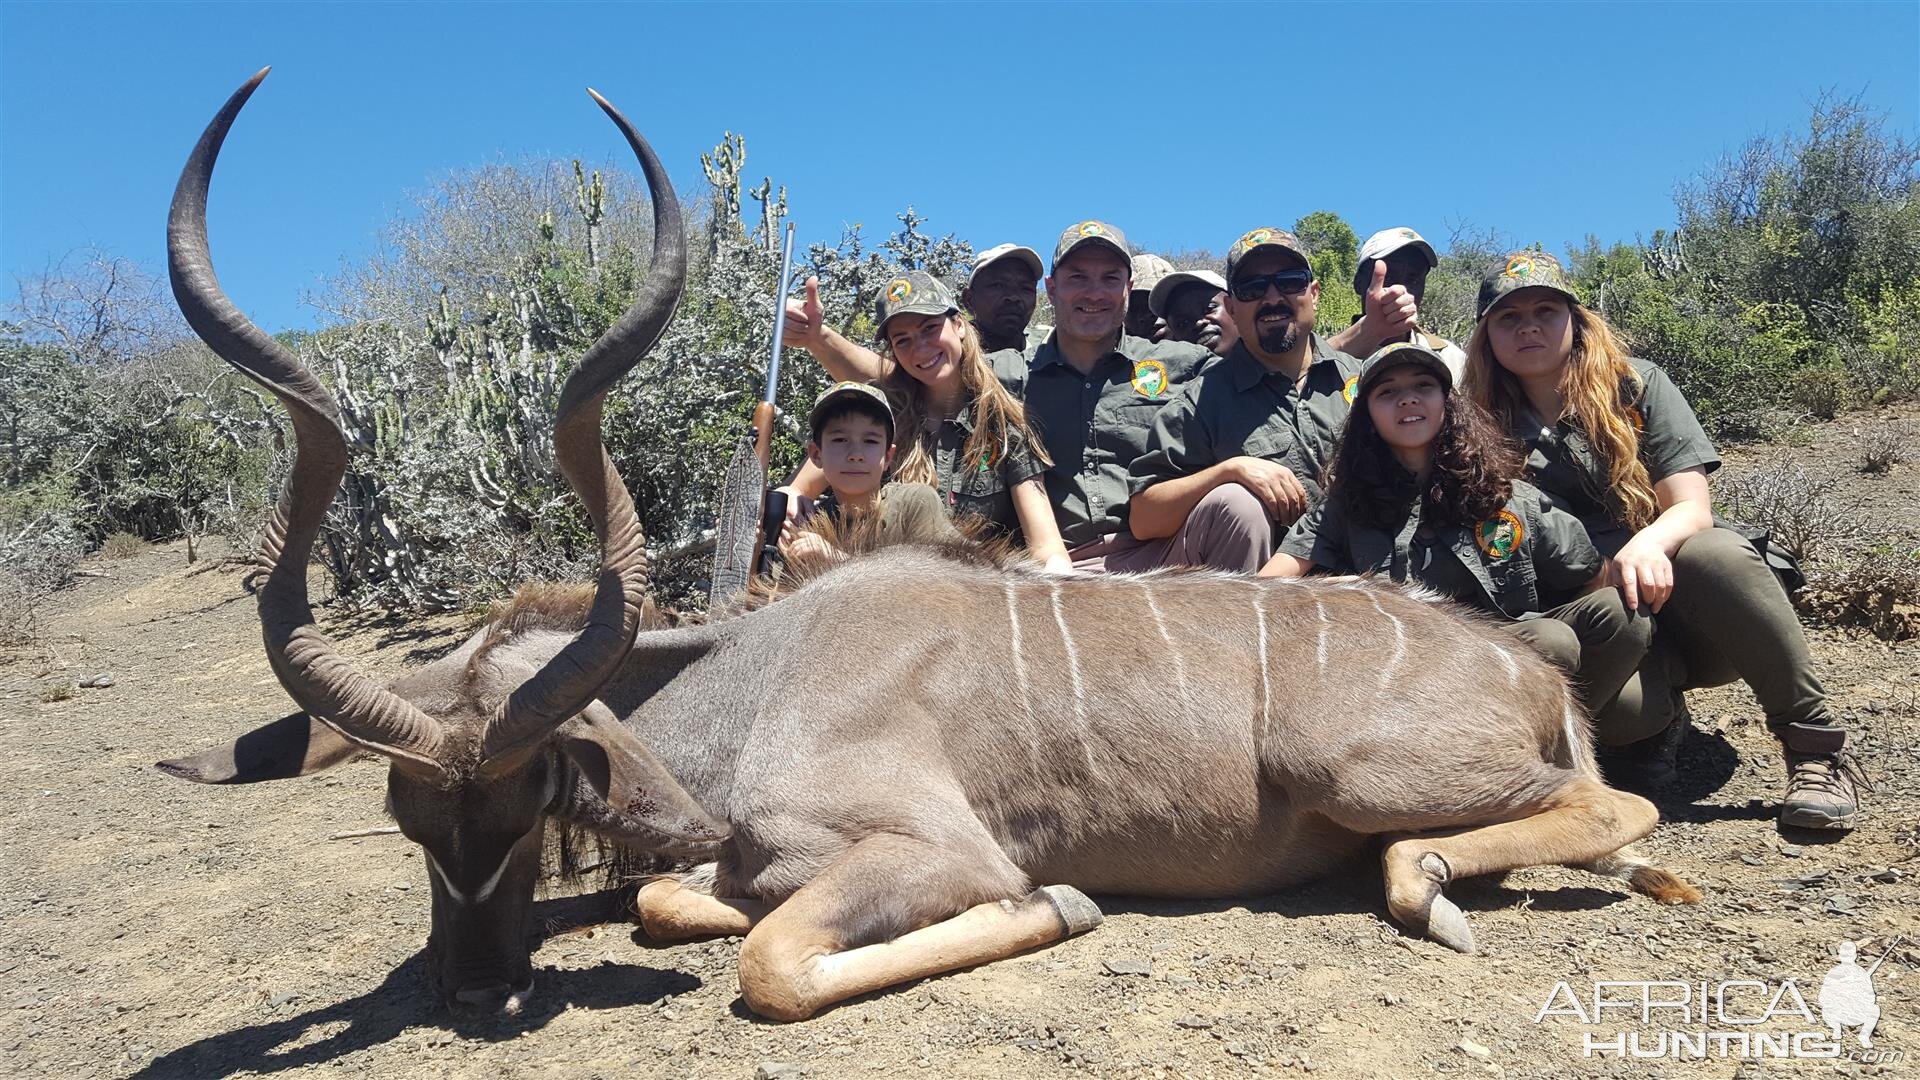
[1127,335,1363,507]
[917,407,1046,541]
[990,333,1214,547]
[1278,479,1602,620]
[1512,357,1720,556]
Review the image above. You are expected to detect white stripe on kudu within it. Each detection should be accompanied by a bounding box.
[1141,584,1191,701]
[1253,588,1271,738]
[1366,591,1407,682]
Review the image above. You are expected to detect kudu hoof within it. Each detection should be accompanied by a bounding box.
[1387,850,1478,954]
[1035,884,1104,936]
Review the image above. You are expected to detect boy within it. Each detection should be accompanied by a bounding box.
[781,382,960,560]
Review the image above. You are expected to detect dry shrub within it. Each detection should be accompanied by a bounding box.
[1717,457,1871,560]
[1796,557,1920,641]
[100,531,146,559]
[1856,420,1911,474]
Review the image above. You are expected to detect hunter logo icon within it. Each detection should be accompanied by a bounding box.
[1476,509,1525,560]
[1078,222,1105,238]
[1503,254,1536,280]
[885,278,913,305]
[1241,228,1274,248]
[1132,359,1169,399]
[1342,374,1360,405]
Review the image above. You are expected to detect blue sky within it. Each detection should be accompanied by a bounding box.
[4,1,1917,333]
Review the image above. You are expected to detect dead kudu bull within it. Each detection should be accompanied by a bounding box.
[159,72,1701,1023]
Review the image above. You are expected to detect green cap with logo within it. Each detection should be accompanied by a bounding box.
[1051,220,1131,271]
[874,270,959,339]
[807,381,896,442]
[1356,341,1454,399]
[1476,250,1580,320]
[1223,226,1311,283]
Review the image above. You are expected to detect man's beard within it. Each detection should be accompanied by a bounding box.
[1255,309,1301,354]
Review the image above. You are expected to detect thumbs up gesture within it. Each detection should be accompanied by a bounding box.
[783,276,825,351]
[1363,260,1419,341]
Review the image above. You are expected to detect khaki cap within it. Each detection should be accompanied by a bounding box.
[1148,269,1227,317]
[1475,250,1580,320]
[1051,220,1131,271]
[970,243,1043,283]
[807,381,895,441]
[1223,226,1310,283]
[1131,254,1175,294]
[874,270,959,338]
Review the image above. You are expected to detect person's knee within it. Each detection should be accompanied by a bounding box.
[1583,588,1652,649]
[1510,619,1578,673]
[1193,482,1267,533]
[1672,526,1759,578]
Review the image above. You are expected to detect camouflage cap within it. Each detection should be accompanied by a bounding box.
[1148,269,1227,317]
[1051,220,1131,272]
[1476,250,1580,320]
[807,381,895,442]
[1223,226,1311,283]
[970,242,1043,284]
[1131,254,1176,295]
[1353,226,1437,294]
[1356,340,1454,399]
[874,270,959,339]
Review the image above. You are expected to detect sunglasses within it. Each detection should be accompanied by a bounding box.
[1230,269,1314,303]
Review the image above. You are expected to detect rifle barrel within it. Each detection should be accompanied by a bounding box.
[762,222,797,405]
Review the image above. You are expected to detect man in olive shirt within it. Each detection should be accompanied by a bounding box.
[1001,221,1219,570]
[1126,227,1363,571]
[963,243,1047,355]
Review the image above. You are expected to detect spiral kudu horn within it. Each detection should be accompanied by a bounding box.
[477,89,688,766]
[167,68,448,773]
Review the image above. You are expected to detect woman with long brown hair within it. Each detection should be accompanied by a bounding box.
[1260,343,1649,720]
[1465,251,1861,830]
[789,271,1070,572]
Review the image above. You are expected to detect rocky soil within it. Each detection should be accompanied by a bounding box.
[2,408,1916,1079]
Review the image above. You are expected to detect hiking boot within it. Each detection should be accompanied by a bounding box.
[1777,724,1865,831]
[1600,710,1691,792]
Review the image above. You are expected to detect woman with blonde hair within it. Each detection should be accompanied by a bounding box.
[789,270,1071,572]
[1465,251,1862,830]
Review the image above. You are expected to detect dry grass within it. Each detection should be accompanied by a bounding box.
[1856,419,1912,474]
[100,531,147,559]
[1717,457,1874,560]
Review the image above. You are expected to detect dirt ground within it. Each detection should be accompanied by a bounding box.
[3,408,1917,1080]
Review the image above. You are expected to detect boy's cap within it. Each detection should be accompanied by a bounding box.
[1131,254,1176,294]
[1149,269,1228,316]
[1356,341,1454,398]
[1051,220,1131,271]
[874,270,959,338]
[970,243,1043,283]
[1353,227,1438,294]
[1224,226,1311,283]
[807,381,895,440]
[1476,250,1579,320]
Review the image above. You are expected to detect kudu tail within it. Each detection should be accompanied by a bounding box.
[1579,847,1704,905]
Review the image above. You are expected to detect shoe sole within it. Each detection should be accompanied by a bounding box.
[1779,806,1857,830]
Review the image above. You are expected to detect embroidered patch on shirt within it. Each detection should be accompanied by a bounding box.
[1342,374,1359,405]
[1476,509,1525,560]
[1132,359,1169,399]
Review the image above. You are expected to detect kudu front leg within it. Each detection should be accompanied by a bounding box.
[634,876,770,940]
[734,835,1102,1021]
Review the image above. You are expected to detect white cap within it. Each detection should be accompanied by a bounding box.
[1149,269,1227,317]
[969,243,1043,283]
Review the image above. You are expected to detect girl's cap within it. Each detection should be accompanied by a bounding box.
[1476,250,1579,320]
[1357,341,1454,399]
[874,270,959,339]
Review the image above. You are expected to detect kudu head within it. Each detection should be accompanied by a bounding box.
[155,69,727,1016]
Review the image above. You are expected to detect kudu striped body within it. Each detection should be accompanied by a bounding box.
[158,72,1698,1024]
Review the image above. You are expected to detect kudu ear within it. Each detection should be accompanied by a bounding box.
[156,710,360,784]
[557,703,729,852]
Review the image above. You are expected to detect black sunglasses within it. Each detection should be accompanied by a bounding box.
[1230,269,1314,303]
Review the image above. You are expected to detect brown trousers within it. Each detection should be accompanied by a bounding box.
[1071,483,1272,573]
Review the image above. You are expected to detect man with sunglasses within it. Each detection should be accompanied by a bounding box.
[1125,227,1363,570]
